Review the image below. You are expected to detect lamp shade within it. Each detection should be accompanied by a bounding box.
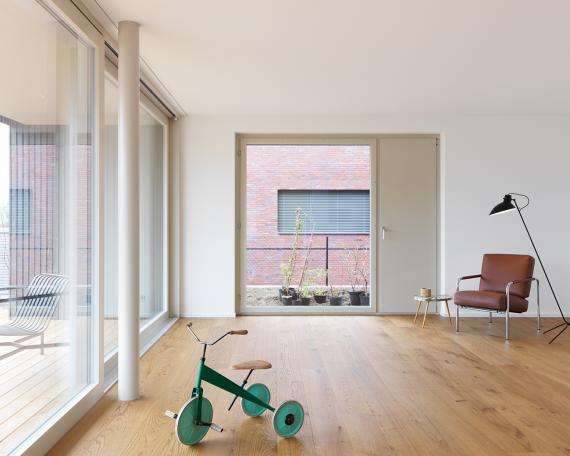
[489,194,516,216]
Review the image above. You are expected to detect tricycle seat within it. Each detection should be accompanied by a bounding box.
[232,360,272,370]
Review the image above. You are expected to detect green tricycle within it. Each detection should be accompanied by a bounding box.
[165,323,305,445]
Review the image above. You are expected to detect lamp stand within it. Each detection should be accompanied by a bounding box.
[514,199,570,343]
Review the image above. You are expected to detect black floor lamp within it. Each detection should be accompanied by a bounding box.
[490,193,569,343]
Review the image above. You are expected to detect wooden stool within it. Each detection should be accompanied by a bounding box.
[413,295,453,328]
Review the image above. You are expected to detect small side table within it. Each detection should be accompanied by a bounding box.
[413,295,453,328]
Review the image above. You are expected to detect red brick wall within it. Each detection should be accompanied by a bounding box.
[246,145,370,286]
[9,139,92,307]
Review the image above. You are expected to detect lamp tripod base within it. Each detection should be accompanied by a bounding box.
[544,321,570,344]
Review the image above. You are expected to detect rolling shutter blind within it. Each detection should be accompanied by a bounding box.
[278,190,370,234]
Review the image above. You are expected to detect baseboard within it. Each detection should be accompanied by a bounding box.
[181,313,237,318]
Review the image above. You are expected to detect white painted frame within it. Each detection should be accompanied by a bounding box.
[236,135,378,315]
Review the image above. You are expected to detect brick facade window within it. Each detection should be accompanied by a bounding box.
[277,189,370,234]
[9,189,31,234]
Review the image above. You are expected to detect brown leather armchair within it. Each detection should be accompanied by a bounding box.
[454,254,540,340]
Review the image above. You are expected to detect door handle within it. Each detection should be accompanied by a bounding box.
[381,226,386,240]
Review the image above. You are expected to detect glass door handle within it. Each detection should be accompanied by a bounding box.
[381,226,386,240]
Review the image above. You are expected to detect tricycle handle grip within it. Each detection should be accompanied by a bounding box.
[231,330,248,335]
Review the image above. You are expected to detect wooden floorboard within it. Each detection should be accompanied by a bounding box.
[49,316,570,455]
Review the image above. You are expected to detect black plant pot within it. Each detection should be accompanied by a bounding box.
[359,294,370,306]
[314,294,327,304]
[329,296,342,306]
[299,297,311,306]
[349,290,363,306]
[279,287,298,303]
[282,296,293,306]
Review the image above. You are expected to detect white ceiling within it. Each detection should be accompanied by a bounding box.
[97,0,570,115]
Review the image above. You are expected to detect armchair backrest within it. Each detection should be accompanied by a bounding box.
[479,254,534,298]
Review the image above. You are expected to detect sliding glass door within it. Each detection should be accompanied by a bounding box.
[0,0,96,452]
[103,75,166,357]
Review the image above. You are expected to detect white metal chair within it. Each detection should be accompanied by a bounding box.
[0,273,69,360]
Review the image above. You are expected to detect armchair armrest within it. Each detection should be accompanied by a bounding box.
[456,274,482,292]
[506,277,539,295]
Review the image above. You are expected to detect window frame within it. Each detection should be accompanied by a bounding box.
[236,136,378,315]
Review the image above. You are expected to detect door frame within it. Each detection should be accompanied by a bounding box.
[237,134,380,315]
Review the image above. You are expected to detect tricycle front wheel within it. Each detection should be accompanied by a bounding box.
[176,396,213,445]
[273,400,304,438]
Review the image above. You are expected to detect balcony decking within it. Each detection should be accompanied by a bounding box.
[0,308,117,454]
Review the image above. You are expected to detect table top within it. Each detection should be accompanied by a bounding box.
[413,294,452,301]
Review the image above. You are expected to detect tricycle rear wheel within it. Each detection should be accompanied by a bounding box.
[273,400,304,438]
[242,383,271,417]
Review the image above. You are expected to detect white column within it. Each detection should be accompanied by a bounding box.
[118,21,140,401]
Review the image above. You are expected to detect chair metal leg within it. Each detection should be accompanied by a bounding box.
[505,292,510,341]
[489,312,492,323]
[536,280,541,332]
[40,333,44,355]
[455,305,460,333]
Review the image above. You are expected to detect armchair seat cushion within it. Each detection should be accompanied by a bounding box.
[454,290,528,313]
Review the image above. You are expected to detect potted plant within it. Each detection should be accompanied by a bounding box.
[279,264,297,303]
[297,267,318,306]
[311,269,328,304]
[346,243,364,305]
[358,256,370,306]
[329,284,343,306]
[281,294,293,306]
[297,285,312,306]
[313,287,327,304]
[279,209,303,304]
[349,284,363,306]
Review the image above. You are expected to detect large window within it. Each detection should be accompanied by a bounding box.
[103,77,119,356]
[104,76,166,356]
[0,0,95,452]
[242,142,373,311]
[139,107,165,323]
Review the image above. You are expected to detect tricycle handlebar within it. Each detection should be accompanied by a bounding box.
[186,323,248,345]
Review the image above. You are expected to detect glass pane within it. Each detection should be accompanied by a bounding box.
[0,0,95,452]
[103,78,118,356]
[103,89,165,354]
[245,144,371,308]
[139,108,164,325]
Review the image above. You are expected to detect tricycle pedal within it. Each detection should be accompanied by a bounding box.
[164,410,178,420]
[209,422,223,433]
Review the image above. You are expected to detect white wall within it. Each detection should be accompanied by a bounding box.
[180,115,570,318]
